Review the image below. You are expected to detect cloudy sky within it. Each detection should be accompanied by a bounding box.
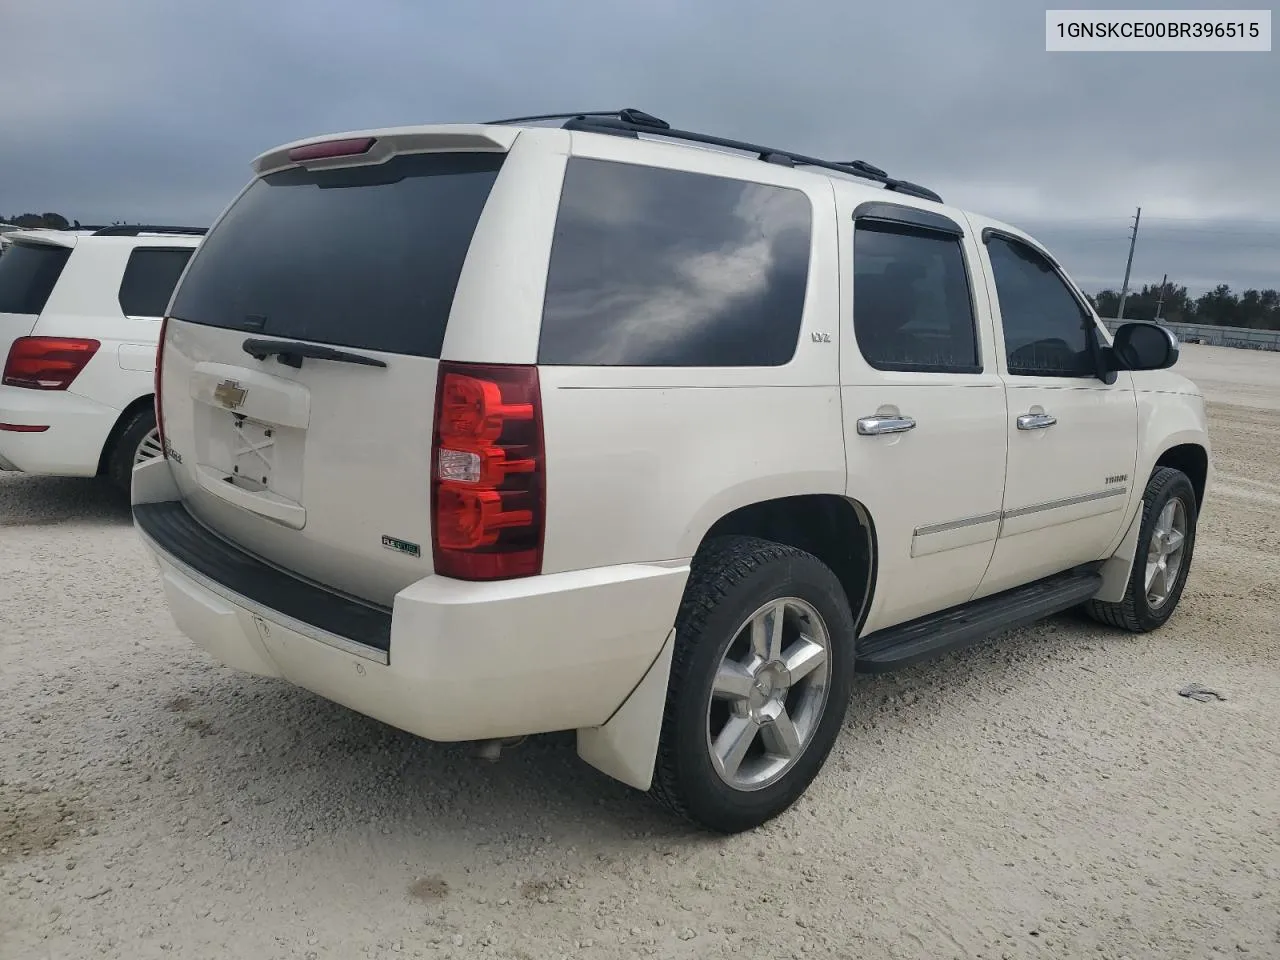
[3,0,1276,296]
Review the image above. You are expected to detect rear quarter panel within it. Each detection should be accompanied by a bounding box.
[32,242,167,413]
[523,136,847,574]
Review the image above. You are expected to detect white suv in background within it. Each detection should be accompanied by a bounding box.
[0,225,203,491]
[131,110,1211,833]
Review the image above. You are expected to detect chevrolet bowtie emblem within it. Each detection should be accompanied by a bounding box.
[213,379,247,410]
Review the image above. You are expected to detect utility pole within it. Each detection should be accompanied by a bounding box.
[1154,272,1168,320]
[1116,206,1142,320]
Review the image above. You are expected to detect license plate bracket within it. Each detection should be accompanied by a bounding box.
[230,416,276,487]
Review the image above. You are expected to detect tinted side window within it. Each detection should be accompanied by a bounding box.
[853,222,980,373]
[118,248,194,317]
[538,158,812,366]
[170,152,504,358]
[0,242,71,315]
[985,235,1096,377]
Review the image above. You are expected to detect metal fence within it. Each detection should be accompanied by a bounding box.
[1101,318,1280,352]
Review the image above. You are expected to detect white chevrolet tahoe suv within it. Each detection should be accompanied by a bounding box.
[131,109,1212,834]
[0,225,203,490]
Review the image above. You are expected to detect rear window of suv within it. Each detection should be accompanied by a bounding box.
[0,242,72,315]
[538,158,813,366]
[168,151,505,358]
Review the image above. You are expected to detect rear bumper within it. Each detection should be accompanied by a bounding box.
[131,459,689,743]
[0,385,118,476]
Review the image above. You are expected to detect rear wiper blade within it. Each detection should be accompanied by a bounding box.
[241,338,387,370]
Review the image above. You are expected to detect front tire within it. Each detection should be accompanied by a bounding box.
[1086,466,1199,632]
[649,536,857,834]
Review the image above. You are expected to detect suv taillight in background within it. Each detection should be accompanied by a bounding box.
[2,336,100,390]
[431,361,545,580]
[154,317,168,458]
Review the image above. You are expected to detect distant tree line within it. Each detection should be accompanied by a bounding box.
[2,212,78,229]
[1089,283,1280,331]
[2,213,158,231]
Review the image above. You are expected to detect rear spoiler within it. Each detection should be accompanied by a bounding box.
[252,124,520,177]
[2,229,80,249]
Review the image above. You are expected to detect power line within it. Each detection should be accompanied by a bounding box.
[1020,225,1280,236]
[1061,235,1280,244]
[1137,228,1280,237]
[1002,215,1280,229]
[1140,215,1280,224]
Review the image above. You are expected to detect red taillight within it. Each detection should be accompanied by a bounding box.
[154,317,168,458]
[2,337,100,390]
[431,362,545,581]
[288,137,377,163]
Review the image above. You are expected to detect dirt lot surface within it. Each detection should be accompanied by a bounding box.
[2,345,1278,960]
[1175,346,1280,414]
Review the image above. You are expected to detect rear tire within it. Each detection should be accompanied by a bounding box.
[649,535,857,834]
[107,406,161,494]
[1086,466,1198,632]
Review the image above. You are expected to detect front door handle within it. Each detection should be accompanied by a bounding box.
[857,415,916,436]
[1017,412,1057,430]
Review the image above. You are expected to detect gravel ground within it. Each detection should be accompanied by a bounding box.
[2,345,1278,960]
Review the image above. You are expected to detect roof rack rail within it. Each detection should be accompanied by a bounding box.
[488,108,942,203]
[486,109,670,130]
[91,224,207,237]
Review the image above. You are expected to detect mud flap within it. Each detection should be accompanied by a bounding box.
[576,626,675,790]
[131,455,180,506]
[1095,499,1145,603]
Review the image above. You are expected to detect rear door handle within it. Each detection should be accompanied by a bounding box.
[857,415,916,436]
[1017,412,1057,430]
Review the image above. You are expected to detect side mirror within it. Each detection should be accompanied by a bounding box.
[1108,321,1179,371]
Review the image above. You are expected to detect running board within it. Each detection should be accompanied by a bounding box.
[855,565,1104,673]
